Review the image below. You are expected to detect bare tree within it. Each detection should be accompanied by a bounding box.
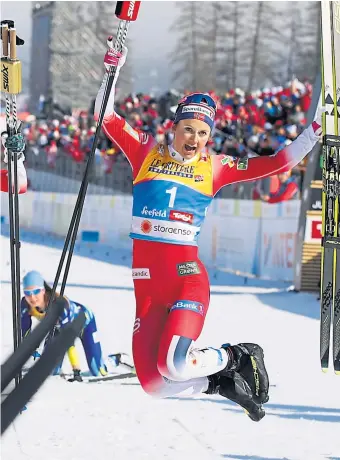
[286,2,298,82]
[292,2,321,82]
[169,1,320,94]
[245,2,287,91]
[169,2,213,91]
[215,1,240,91]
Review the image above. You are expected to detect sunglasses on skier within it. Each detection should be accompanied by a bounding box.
[24,288,43,297]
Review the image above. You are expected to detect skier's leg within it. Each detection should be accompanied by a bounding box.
[157,259,230,381]
[80,315,107,376]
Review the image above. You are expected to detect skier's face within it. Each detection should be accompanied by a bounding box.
[172,119,211,160]
[24,286,46,310]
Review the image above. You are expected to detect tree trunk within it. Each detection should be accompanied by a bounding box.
[211,3,219,89]
[191,2,198,90]
[232,2,238,88]
[286,5,297,81]
[247,1,263,92]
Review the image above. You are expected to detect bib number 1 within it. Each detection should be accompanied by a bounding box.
[166,186,177,208]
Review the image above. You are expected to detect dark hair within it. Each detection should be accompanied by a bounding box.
[43,281,67,309]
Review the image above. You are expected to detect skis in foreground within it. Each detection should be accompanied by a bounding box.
[1,298,86,434]
[320,0,340,374]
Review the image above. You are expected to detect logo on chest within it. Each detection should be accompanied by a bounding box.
[148,158,195,179]
[169,210,194,224]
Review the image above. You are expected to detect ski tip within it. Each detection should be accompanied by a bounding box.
[321,367,328,374]
[334,369,340,376]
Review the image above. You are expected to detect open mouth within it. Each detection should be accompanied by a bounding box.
[184,144,196,152]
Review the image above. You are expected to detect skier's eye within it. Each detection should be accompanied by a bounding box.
[184,127,193,133]
[200,131,208,137]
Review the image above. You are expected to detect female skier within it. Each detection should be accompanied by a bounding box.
[94,39,323,421]
[21,270,108,381]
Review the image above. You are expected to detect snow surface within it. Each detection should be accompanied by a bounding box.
[1,231,340,460]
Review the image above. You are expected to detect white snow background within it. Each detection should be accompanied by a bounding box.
[1,230,339,460]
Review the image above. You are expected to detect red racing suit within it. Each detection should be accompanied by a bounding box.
[101,110,320,396]
[1,160,27,194]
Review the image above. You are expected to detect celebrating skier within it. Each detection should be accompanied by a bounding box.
[94,39,323,421]
[21,270,108,381]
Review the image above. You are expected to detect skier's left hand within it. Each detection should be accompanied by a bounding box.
[312,106,327,136]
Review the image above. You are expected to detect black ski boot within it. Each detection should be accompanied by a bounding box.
[221,343,269,405]
[68,369,83,382]
[205,372,265,422]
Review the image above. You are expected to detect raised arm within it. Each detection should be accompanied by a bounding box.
[212,121,321,196]
[94,40,156,176]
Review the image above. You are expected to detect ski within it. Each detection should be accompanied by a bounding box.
[320,1,340,373]
[85,372,136,383]
[59,371,136,383]
[1,297,68,391]
[1,309,86,434]
[331,1,340,373]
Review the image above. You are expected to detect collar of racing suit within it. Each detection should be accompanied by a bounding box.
[168,144,199,164]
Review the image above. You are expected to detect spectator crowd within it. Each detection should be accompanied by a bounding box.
[13,77,313,203]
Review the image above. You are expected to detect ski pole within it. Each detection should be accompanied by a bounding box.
[45,1,141,336]
[1,20,25,387]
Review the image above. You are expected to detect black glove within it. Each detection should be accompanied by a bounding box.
[68,369,83,382]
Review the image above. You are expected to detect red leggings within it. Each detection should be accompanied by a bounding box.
[132,239,210,395]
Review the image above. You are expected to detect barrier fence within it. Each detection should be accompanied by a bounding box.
[1,191,308,282]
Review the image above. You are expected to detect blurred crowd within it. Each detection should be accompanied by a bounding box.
[16,77,313,203]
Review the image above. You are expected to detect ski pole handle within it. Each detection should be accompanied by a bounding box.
[1,22,22,95]
[115,1,141,21]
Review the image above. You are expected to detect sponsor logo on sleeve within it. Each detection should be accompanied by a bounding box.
[169,210,194,224]
[237,158,248,170]
[176,261,201,276]
[220,155,235,168]
[141,132,149,144]
[170,300,204,316]
[132,268,151,279]
[194,174,204,182]
[123,122,140,141]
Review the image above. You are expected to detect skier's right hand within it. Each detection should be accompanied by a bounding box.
[104,36,128,72]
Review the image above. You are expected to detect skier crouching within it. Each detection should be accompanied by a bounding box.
[21,270,108,382]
